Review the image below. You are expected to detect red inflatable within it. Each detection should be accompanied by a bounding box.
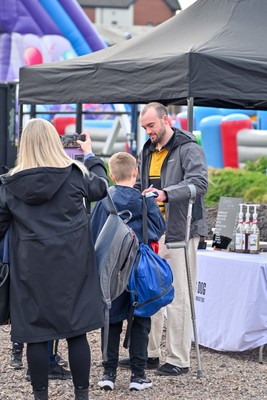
[53,115,76,135]
[221,115,252,168]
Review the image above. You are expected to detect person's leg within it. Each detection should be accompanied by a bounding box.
[129,316,151,376]
[47,339,68,367]
[47,339,71,379]
[98,321,122,390]
[10,341,24,368]
[157,236,199,373]
[147,235,167,360]
[26,341,49,396]
[47,339,57,367]
[54,339,68,367]
[147,308,165,358]
[26,340,71,382]
[67,334,90,391]
[102,321,122,374]
[129,316,152,391]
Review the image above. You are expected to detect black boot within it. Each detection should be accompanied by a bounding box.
[74,388,88,400]
[33,389,48,400]
[10,349,23,369]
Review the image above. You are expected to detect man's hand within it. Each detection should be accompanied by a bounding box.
[142,187,167,202]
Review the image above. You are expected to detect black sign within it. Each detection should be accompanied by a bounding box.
[212,196,243,249]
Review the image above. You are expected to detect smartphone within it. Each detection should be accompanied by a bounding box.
[73,133,86,142]
[145,192,159,198]
[60,134,86,149]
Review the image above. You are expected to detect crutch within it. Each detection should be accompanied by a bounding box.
[166,184,204,378]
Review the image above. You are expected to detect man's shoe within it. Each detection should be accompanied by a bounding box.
[129,374,152,391]
[118,357,159,370]
[97,373,116,391]
[155,363,189,376]
[10,350,23,369]
[25,363,72,381]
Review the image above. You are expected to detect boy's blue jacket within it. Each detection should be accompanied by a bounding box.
[91,185,166,323]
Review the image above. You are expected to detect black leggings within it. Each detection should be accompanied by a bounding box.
[26,334,90,391]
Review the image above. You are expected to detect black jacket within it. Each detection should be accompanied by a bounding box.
[0,158,107,343]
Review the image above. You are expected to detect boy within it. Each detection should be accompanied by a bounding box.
[91,152,165,391]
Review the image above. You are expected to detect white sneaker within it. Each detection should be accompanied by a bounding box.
[129,375,152,391]
[98,373,116,391]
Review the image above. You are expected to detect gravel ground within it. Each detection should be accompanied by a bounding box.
[0,323,266,400]
[1,204,266,399]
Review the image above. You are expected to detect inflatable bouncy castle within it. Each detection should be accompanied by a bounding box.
[0,0,106,81]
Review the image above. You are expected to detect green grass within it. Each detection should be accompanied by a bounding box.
[206,167,267,206]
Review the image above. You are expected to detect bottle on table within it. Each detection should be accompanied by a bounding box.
[242,204,251,253]
[235,204,244,253]
[242,204,252,254]
[249,204,260,254]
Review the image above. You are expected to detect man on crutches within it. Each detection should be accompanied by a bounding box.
[136,102,208,377]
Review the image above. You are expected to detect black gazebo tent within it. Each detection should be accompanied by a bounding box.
[19,0,267,132]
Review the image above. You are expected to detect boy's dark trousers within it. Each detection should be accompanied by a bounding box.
[102,316,151,377]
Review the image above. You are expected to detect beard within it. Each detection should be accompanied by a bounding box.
[150,121,166,145]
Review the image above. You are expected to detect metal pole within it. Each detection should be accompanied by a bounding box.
[187,97,194,132]
[30,104,36,119]
[19,104,24,141]
[76,103,82,134]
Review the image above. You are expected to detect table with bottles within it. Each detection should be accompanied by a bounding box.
[194,248,267,352]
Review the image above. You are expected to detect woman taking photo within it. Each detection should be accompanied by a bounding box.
[0,118,107,400]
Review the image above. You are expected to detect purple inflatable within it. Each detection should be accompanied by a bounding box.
[0,0,106,81]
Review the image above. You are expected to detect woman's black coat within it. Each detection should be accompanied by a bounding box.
[0,158,107,343]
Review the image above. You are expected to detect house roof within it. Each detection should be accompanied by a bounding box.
[78,0,180,11]
[78,0,134,8]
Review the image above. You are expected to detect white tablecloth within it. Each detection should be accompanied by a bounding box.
[195,249,267,351]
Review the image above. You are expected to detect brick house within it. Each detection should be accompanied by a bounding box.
[78,0,181,27]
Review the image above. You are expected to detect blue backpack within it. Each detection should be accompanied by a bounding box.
[124,197,174,348]
[128,242,174,317]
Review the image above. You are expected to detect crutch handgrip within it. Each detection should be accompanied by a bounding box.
[166,241,187,249]
[188,184,196,202]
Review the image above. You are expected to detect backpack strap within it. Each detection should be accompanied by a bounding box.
[102,307,110,362]
[142,196,148,245]
[123,251,141,349]
[107,187,133,223]
[106,187,118,215]
[123,306,134,349]
[123,196,148,349]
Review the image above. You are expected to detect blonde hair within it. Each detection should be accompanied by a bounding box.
[10,118,88,176]
[108,152,136,182]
